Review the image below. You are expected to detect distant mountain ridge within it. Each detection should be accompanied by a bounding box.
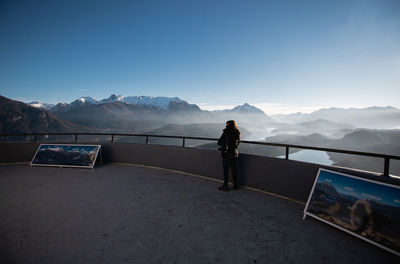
[23,94,273,132]
[28,96,400,130]
[3,94,400,176]
[270,119,355,138]
[0,95,271,134]
[7,94,400,137]
[123,96,184,109]
[271,106,400,129]
[30,94,187,112]
[28,94,270,115]
[2,94,400,175]
[27,101,55,110]
[0,95,83,133]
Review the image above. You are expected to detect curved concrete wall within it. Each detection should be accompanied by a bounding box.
[1,142,398,203]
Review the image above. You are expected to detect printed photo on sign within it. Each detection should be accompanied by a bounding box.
[304,169,400,256]
[31,144,101,168]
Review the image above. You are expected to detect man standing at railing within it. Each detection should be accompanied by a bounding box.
[218,120,241,191]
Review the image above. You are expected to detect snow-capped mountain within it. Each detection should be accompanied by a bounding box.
[27,96,274,127]
[95,94,183,109]
[69,95,122,106]
[29,95,267,114]
[123,96,184,109]
[77,96,99,104]
[70,96,100,108]
[30,94,186,111]
[27,101,55,110]
[100,94,124,104]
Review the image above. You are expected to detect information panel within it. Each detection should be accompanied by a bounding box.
[31,144,101,169]
[304,168,400,256]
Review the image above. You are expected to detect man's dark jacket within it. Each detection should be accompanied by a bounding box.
[218,128,240,158]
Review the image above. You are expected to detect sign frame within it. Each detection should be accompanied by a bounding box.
[30,144,101,169]
[303,168,400,256]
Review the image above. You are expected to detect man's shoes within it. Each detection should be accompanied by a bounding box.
[218,185,230,192]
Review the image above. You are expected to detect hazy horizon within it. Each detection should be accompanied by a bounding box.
[16,93,399,116]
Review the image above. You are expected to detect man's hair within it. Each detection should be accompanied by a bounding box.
[226,120,238,130]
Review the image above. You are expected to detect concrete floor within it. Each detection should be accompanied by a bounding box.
[0,163,398,264]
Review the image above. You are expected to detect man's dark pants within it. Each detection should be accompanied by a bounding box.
[222,156,239,187]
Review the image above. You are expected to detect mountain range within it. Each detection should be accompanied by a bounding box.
[2,94,400,175]
[24,95,273,133]
[27,94,400,129]
[1,95,272,134]
[0,95,83,133]
[45,95,188,112]
[0,94,397,136]
[271,106,400,129]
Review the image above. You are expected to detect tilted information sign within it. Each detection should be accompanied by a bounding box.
[304,168,400,256]
[31,144,101,169]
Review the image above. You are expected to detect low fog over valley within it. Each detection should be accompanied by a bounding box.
[1,94,400,175]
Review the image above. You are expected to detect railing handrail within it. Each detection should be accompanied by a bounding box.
[1,132,399,160]
[1,132,399,176]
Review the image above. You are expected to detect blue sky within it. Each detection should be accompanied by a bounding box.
[1,0,399,114]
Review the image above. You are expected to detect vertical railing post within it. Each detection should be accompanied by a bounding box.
[34,134,38,143]
[75,134,78,142]
[146,136,149,144]
[111,134,114,143]
[285,147,289,160]
[182,137,186,147]
[383,157,390,177]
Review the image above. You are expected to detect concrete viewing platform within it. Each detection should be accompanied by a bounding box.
[0,163,398,263]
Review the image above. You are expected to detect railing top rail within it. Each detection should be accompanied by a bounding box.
[240,140,400,160]
[0,132,219,141]
[1,132,400,160]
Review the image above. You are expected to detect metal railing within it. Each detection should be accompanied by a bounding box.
[1,132,400,177]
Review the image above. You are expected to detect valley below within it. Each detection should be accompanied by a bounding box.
[1,94,400,176]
